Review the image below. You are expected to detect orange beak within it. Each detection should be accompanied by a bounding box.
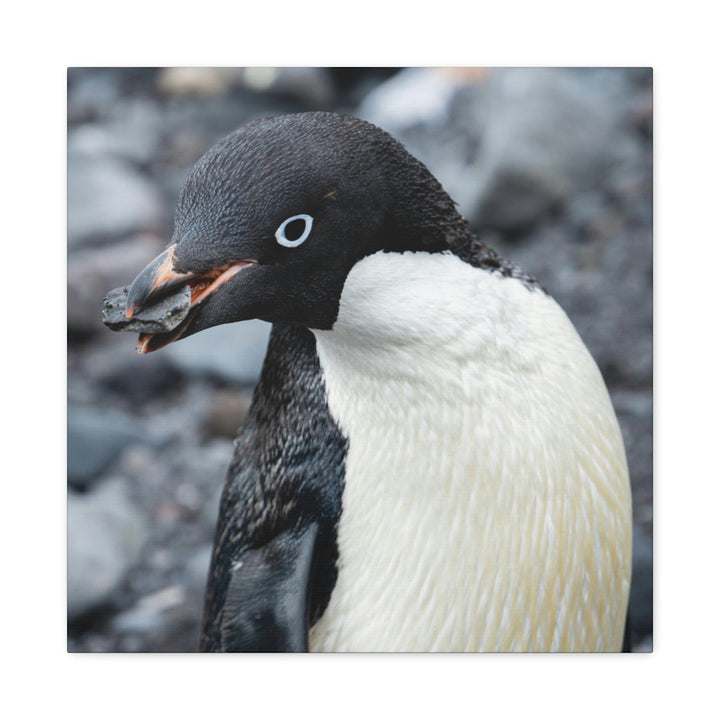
[124,243,255,354]
[125,244,194,319]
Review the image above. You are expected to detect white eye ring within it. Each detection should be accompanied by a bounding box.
[275,214,313,248]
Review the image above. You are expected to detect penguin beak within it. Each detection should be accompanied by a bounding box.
[125,243,255,354]
[125,244,193,320]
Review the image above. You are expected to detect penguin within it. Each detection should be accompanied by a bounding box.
[118,111,632,652]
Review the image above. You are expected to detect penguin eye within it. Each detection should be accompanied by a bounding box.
[275,214,313,248]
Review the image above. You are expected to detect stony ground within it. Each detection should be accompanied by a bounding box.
[67,67,652,652]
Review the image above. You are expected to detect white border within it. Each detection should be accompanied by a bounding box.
[6,1,719,717]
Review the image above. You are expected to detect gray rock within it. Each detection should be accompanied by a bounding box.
[359,68,490,218]
[241,67,335,107]
[75,332,184,403]
[469,69,641,231]
[155,67,335,108]
[359,67,643,233]
[67,479,149,619]
[67,68,123,122]
[612,390,653,523]
[111,585,185,635]
[102,284,191,334]
[202,388,253,439]
[168,440,235,531]
[165,319,271,385]
[67,152,164,248]
[156,67,237,96]
[111,607,163,636]
[125,439,231,528]
[68,99,163,166]
[359,67,475,130]
[183,544,213,596]
[628,525,653,646]
[182,439,232,501]
[67,405,150,490]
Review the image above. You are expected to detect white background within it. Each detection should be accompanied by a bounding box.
[3,1,716,717]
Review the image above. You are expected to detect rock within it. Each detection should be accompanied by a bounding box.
[68,235,165,335]
[241,67,335,107]
[139,383,213,446]
[156,67,335,107]
[67,68,124,123]
[67,405,150,490]
[68,100,163,167]
[156,67,237,96]
[102,284,191,334]
[165,319,271,385]
[111,554,211,649]
[181,439,232,499]
[358,67,491,219]
[111,585,185,635]
[470,68,642,232]
[565,192,611,236]
[628,525,653,647]
[71,634,115,653]
[111,605,165,636]
[326,68,401,107]
[183,544,213,596]
[76,332,185,403]
[67,152,165,248]
[125,439,231,531]
[186,440,234,531]
[67,479,149,619]
[202,388,253,439]
[175,482,203,513]
[612,390,653,518]
[359,67,479,130]
[359,67,643,233]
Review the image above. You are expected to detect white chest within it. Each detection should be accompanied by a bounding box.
[309,251,631,652]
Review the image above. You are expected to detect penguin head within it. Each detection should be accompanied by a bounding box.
[124,112,469,352]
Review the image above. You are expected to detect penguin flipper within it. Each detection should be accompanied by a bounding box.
[220,521,318,652]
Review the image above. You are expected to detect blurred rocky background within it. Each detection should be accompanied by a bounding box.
[67,67,652,652]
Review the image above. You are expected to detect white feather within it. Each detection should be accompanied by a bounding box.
[310,250,631,652]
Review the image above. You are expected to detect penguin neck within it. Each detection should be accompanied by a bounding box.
[373,134,486,259]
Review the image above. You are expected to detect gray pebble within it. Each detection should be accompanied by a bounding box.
[102,285,191,334]
[67,405,149,490]
[67,479,149,620]
[165,319,271,385]
[67,152,164,248]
